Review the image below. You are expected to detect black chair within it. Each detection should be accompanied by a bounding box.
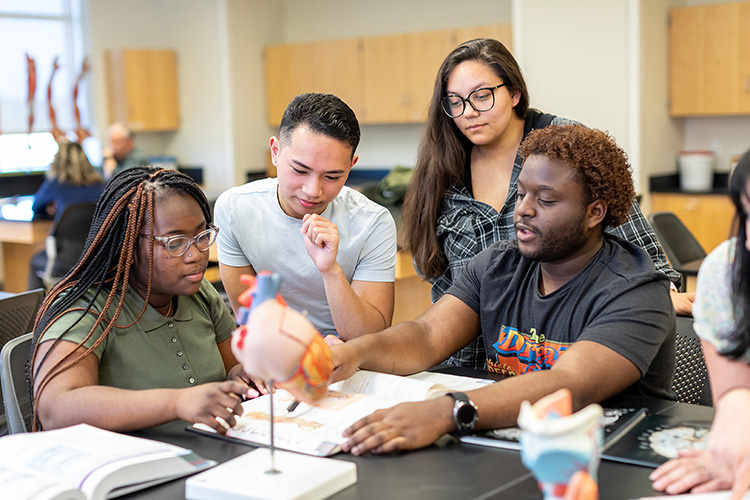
[647,211,707,289]
[672,316,713,406]
[31,201,97,289]
[0,289,44,434]
[0,332,33,433]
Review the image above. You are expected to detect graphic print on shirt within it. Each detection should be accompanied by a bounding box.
[487,325,571,376]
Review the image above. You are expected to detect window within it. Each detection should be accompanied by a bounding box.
[0,0,94,173]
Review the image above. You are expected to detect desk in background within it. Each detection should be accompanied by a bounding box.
[0,218,52,292]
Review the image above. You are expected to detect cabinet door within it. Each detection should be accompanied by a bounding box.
[264,39,362,127]
[105,49,179,131]
[361,30,454,123]
[670,2,749,116]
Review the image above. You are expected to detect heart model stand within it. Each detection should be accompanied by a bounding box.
[227,272,357,500]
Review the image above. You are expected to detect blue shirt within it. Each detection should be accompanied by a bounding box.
[32,178,105,221]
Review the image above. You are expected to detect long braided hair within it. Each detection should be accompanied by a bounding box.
[30,166,211,430]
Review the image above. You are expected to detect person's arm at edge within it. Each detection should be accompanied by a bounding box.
[219,262,256,317]
[33,340,251,433]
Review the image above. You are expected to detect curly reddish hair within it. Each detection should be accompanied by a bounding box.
[519,124,634,229]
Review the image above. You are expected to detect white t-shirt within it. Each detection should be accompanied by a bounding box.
[214,177,397,336]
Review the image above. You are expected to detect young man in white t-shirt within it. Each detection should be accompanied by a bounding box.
[214,93,397,340]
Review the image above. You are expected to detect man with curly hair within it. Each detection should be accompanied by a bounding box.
[330,124,676,455]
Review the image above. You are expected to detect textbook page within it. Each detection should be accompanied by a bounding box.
[192,369,492,457]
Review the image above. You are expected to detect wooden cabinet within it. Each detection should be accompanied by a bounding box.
[670,2,750,116]
[105,49,179,132]
[650,193,736,253]
[360,30,454,123]
[264,24,512,126]
[264,39,363,127]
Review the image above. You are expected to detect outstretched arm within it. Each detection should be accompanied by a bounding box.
[340,338,641,455]
[33,340,254,433]
[302,213,394,339]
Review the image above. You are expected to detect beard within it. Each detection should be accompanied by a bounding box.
[517,210,588,263]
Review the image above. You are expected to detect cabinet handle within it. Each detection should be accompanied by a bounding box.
[746,77,749,94]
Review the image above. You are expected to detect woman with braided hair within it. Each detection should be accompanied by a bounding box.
[31,166,257,433]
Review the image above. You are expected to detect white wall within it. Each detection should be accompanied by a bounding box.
[515,0,637,185]
[640,0,684,203]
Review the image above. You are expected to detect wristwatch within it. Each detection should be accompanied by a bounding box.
[446,392,478,435]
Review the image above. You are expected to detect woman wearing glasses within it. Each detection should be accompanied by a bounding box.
[401,38,688,370]
[31,166,257,433]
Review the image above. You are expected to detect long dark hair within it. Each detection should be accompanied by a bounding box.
[401,38,529,279]
[30,166,211,429]
[727,150,750,358]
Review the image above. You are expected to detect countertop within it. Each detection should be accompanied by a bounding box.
[649,172,730,195]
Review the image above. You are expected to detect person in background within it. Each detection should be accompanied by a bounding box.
[31,166,257,433]
[400,38,691,370]
[102,122,150,180]
[215,93,397,341]
[28,141,106,289]
[331,125,675,456]
[650,150,750,499]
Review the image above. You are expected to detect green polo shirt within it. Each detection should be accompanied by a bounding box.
[40,279,235,390]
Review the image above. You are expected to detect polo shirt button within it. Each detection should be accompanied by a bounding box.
[188,377,195,384]
[177,350,184,357]
[168,323,174,328]
[171,337,178,343]
[182,364,189,370]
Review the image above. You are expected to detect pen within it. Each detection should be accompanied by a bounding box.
[286,399,300,413]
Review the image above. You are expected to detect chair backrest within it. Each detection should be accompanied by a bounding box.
[43,201,97,283]
[0,288,44,347]
[1,332,33,433]
[647,211,707,271]
[672,316,713,406]
[0,288,44,434]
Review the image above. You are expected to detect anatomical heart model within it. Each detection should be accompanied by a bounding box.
[518,388,602,500]
[231,272,333,402]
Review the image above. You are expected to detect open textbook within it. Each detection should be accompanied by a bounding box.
[0,423,216,500]
[190,370,493,457]
[461,407,648,453]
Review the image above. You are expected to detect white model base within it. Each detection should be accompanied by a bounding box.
[185,448,357,500]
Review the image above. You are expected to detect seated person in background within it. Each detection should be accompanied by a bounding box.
[31,166,257,433]
[651,150,750,498]
[330,125,676,455]
[215,93,397,341]
[28,140,106,289]
[31,140,105,220]
[401,38,691,371]
[102,122,150,180]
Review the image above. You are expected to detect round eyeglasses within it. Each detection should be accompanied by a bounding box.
[441,84,507,118]
[141,225,219,257]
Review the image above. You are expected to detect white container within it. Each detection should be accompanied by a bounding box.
[678,151,714,192]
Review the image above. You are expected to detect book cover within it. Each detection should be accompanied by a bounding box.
[602,413,711,468]
[189,370,493,457]
[460,407,648,452]
[0,424,216,500]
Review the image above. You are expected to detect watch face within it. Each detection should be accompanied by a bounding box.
[456,401,477,426]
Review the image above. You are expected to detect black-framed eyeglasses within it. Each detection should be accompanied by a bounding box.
[140,225,219,257]
[441,84,507,118]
